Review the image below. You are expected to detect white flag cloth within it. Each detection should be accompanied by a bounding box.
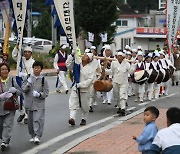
[101,33,107,42]
[0,0,10,28]
[88,32,94,42]
[54,0,80,63]
[12,0,27,75]
[166,0,180,52]
[54,0,77,50]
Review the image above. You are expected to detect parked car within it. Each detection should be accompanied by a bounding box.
[23,37,52,53]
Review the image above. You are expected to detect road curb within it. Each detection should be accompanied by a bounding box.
[52,107,146,154]
[42,72,57,76]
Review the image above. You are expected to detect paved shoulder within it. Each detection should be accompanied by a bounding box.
[66,109,167,154]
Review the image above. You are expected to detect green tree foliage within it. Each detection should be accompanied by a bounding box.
[32,10,52,40]
[75,0,118,46]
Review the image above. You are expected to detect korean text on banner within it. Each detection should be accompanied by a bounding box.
[166,0,180,52]
[12,0,27,75]
[54,0,77,50]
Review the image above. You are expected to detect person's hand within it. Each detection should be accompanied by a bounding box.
[108,78,112,82]
[32,91,40,97]
[101,70,106,77]
[27,77,32,84]
[132,136,137,140]
[19,72,27,77]
[16,44,19,50]
[9,87,17,93]
[56,69,60,74]
[131,60,136,64]
[71,49,77,55]
[0,92,13,99]
[76,83,80,88]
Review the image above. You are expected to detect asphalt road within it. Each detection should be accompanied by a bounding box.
[1,76,180,154]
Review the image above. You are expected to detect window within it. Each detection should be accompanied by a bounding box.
[116,20,128,27]
[121,38,131,50]
[122,20,128,26]
[44,41,51,45]
[116,20,121,26]
[34,41,42,46]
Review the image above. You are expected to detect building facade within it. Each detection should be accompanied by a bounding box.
[114,9,167,53]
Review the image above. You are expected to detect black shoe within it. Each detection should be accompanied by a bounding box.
[89,106,93,112]
[65,90,69,94]
[172,82,175,86]
[176,82,179,86]
[117,108,122,114]
[68,118,75,126]
[80,119,86,126]
[119,109,126,116]
[17,114,25,122]
[126,102,128,107]
[24,118,28,124]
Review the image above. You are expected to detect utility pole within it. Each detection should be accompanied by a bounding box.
[27,1,32,37]
[51,5,57,47]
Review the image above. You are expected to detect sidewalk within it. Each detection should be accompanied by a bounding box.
[9,68,56,76]
[67,108,167,154]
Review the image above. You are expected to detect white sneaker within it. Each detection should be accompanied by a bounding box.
[93,101,97,106]
[29,138,34,142]
[1,142,8,150]
[134,99,138,102]
[102,100,107,104]
[34,137,40,144]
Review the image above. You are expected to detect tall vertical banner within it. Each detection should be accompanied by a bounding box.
[166,0,180,53]
[0,0,10,28]
[0,0,10,54]
[54,0,77,50]
[12,0,27,75]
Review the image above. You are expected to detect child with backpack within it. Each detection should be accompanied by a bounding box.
[22,61,49,144]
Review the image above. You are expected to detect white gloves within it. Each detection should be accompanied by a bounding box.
[0,92,13,99]
[33,91,40,98]
[9,87,17,93]
[27,77,32,84]
[19,72,27,77]
[76,83,80,88]
[71,49,77,55]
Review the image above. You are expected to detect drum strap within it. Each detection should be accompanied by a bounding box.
[165,60,168,67]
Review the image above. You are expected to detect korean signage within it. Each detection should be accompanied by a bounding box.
[136,27,167,35]
[54,0,77,50]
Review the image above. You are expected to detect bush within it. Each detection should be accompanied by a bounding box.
[32,52,54,69]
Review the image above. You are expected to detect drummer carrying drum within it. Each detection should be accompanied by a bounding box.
[105,51,135,116]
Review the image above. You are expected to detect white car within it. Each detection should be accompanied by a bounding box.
[23,37,52,53]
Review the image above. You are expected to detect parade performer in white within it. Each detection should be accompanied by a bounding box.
[66,50,93,126]
[88,46,102,112]
[132,51,146,103]
[105,51,135,116]
[151,52,163,99]
[101,45,114,105]
[12,45,35,124]
[53,44,69,94]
